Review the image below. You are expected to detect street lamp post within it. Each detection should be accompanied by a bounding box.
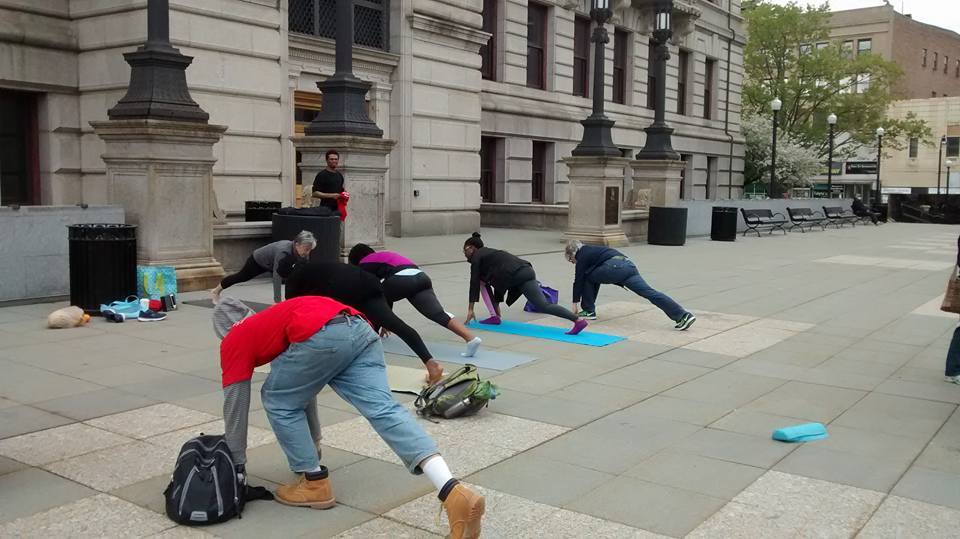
[875,127,884,206]
[948,159,956,196]
[635,0,680,160]
[769,98,782,199]
[304,0,381,136]
[937,135,947,194]
[571,0,620,156]
[826,113,837,198]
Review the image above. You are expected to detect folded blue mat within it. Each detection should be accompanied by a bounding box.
[772,422,828,443]
[466,320,625,347]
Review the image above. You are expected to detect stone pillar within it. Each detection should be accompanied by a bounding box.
[91,119,227,291]
[563,156,630,246]
[630,159,685,207]
[293,135,396,253]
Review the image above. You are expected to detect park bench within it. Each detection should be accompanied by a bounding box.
[822,206,860,228]
[787,207,828,233]
[740,208,787,237]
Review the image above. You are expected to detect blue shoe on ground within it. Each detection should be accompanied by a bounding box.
[99,296,141,319]
[138,309,167,322]
[772,422,828,443]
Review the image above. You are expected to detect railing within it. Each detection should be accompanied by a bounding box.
[289,0,390,52]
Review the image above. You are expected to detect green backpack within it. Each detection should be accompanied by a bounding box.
[415,364,500,419]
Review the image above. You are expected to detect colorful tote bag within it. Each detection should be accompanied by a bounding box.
[137,265,178,299]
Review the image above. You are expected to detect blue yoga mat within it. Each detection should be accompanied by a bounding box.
[466,320,625,347]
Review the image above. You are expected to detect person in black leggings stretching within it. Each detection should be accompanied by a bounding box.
[284,260,445,384]
[349,244,482,357]
[462,233,587,335]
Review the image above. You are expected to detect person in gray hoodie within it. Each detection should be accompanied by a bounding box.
[212,230,316,303]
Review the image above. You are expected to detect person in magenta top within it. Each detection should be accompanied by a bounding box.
[349,243,482,358]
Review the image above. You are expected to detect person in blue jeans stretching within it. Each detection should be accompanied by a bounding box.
[565,240,696,330]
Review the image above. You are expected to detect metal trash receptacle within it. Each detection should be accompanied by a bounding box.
[711,206,738,241]
[272,211,341,263]
[648,206,688,246]
[245,201,281,222]
[68,224,138,313]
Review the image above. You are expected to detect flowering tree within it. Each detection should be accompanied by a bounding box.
[743,112,821,190]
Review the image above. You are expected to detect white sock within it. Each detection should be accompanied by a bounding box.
[462,337,482,358]
[421,456,455,492]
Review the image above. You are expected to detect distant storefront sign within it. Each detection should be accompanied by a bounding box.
[820,162,843,175]
[881,187,911,195]
[845,161,878,175]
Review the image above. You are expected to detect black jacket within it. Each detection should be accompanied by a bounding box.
[468,247,533,303]
[284,261,383,307]
[572,246,622,302]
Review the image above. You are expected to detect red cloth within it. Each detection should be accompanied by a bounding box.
[337,191,349,221]
[219,296,361,387]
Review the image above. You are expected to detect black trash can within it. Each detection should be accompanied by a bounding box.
[272,211,341,263]
[245,201,281,222]
[711,206,738,241]
[68,224,138,314]
[648,206,688,246]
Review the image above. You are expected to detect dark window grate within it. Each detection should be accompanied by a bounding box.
[289,0,389,52]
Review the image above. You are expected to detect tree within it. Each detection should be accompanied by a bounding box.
[743,112,821,189]
[742,1,931,160]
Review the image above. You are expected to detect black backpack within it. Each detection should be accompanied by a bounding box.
[164,434,243,525]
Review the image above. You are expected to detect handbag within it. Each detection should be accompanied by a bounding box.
[137,265,178,300]
[941,267,960,314]
[523,282,560,313]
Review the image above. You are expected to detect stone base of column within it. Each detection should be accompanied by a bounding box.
[563,156,630,247]
[292,135,396,254]
[629,159,685,207]
[91,119,227,293]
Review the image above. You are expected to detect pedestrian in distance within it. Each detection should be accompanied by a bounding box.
[564,240,696,330]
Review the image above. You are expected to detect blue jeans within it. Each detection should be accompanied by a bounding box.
[261,316,438,474]
[581,258,687,322]
[947,325,960,377]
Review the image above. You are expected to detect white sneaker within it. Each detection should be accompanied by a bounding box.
[945,375,960,385]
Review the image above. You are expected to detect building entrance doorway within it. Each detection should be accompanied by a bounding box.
[0,90,39,205]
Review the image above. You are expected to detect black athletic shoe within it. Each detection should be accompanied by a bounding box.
[675,313,696,331]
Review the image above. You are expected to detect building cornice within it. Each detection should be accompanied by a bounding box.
[409,13,491,47]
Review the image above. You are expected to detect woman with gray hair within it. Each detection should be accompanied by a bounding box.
[564,239,695,330]
[212,230,317,304]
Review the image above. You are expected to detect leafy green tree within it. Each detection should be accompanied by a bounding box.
[742,0,932,161]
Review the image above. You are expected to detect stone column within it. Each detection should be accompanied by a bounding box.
[293,135,396,253]
[630,159,685,207]
[91,119,227,291]
[563,156,630,246]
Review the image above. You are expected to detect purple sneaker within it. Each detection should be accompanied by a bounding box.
[566,319,588,335]
[479,315,501,325]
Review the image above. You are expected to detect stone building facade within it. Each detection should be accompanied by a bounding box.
[1,0,744,238]
[885,96,960,193]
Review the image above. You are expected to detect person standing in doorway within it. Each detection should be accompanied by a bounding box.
[311,150,347,218]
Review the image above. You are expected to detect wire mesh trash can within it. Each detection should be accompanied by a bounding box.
[648,207,688,246]
[711,206,738,241]
[68,224,138,313]
[245,201,281,222]
[272,211,340,263]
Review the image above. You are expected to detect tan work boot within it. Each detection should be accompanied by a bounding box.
[442,483,485,539]
[276,474,336,509]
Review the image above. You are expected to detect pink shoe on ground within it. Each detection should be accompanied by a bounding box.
[479,315,501,325]
[566,319,588,335]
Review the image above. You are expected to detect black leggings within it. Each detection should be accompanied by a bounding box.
[356,296,433,363]
[221,256,268,289]
[382,272,452,327]
[516,279,577,322]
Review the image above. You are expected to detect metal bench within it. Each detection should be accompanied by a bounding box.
[740,208,787,237]
[787,207,828,233]
[822,206,859,228]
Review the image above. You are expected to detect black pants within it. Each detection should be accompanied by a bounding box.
[500,266,577,322]
[382,272,452,327]
[221,256,268,289]
[356,296,433,363]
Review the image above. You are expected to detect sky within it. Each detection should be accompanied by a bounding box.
[764,0,960,35]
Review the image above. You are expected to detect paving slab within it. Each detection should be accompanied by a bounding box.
[672,427,797,468]
[858,495,960,538]
[688,471,884,538]
[662,370,786,408]
[624,452,765,500]
[615,395,734,426]
[46,441,179,492]
[832,392,957,439]
[0,468,96,524]
[333,518,440,538]
[0,423,132,466]
[31,387,159,421]
[0,404,73,439]
[774,444,912,492]
[330,458,434,514]
[467,452,615,507]
[892,466,960,510]
[741,380,866,423]
[86,403,218,440]
[0,493,171,537]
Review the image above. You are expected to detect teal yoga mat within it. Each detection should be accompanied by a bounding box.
[466,320,625,347]
[381,336,536,370]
